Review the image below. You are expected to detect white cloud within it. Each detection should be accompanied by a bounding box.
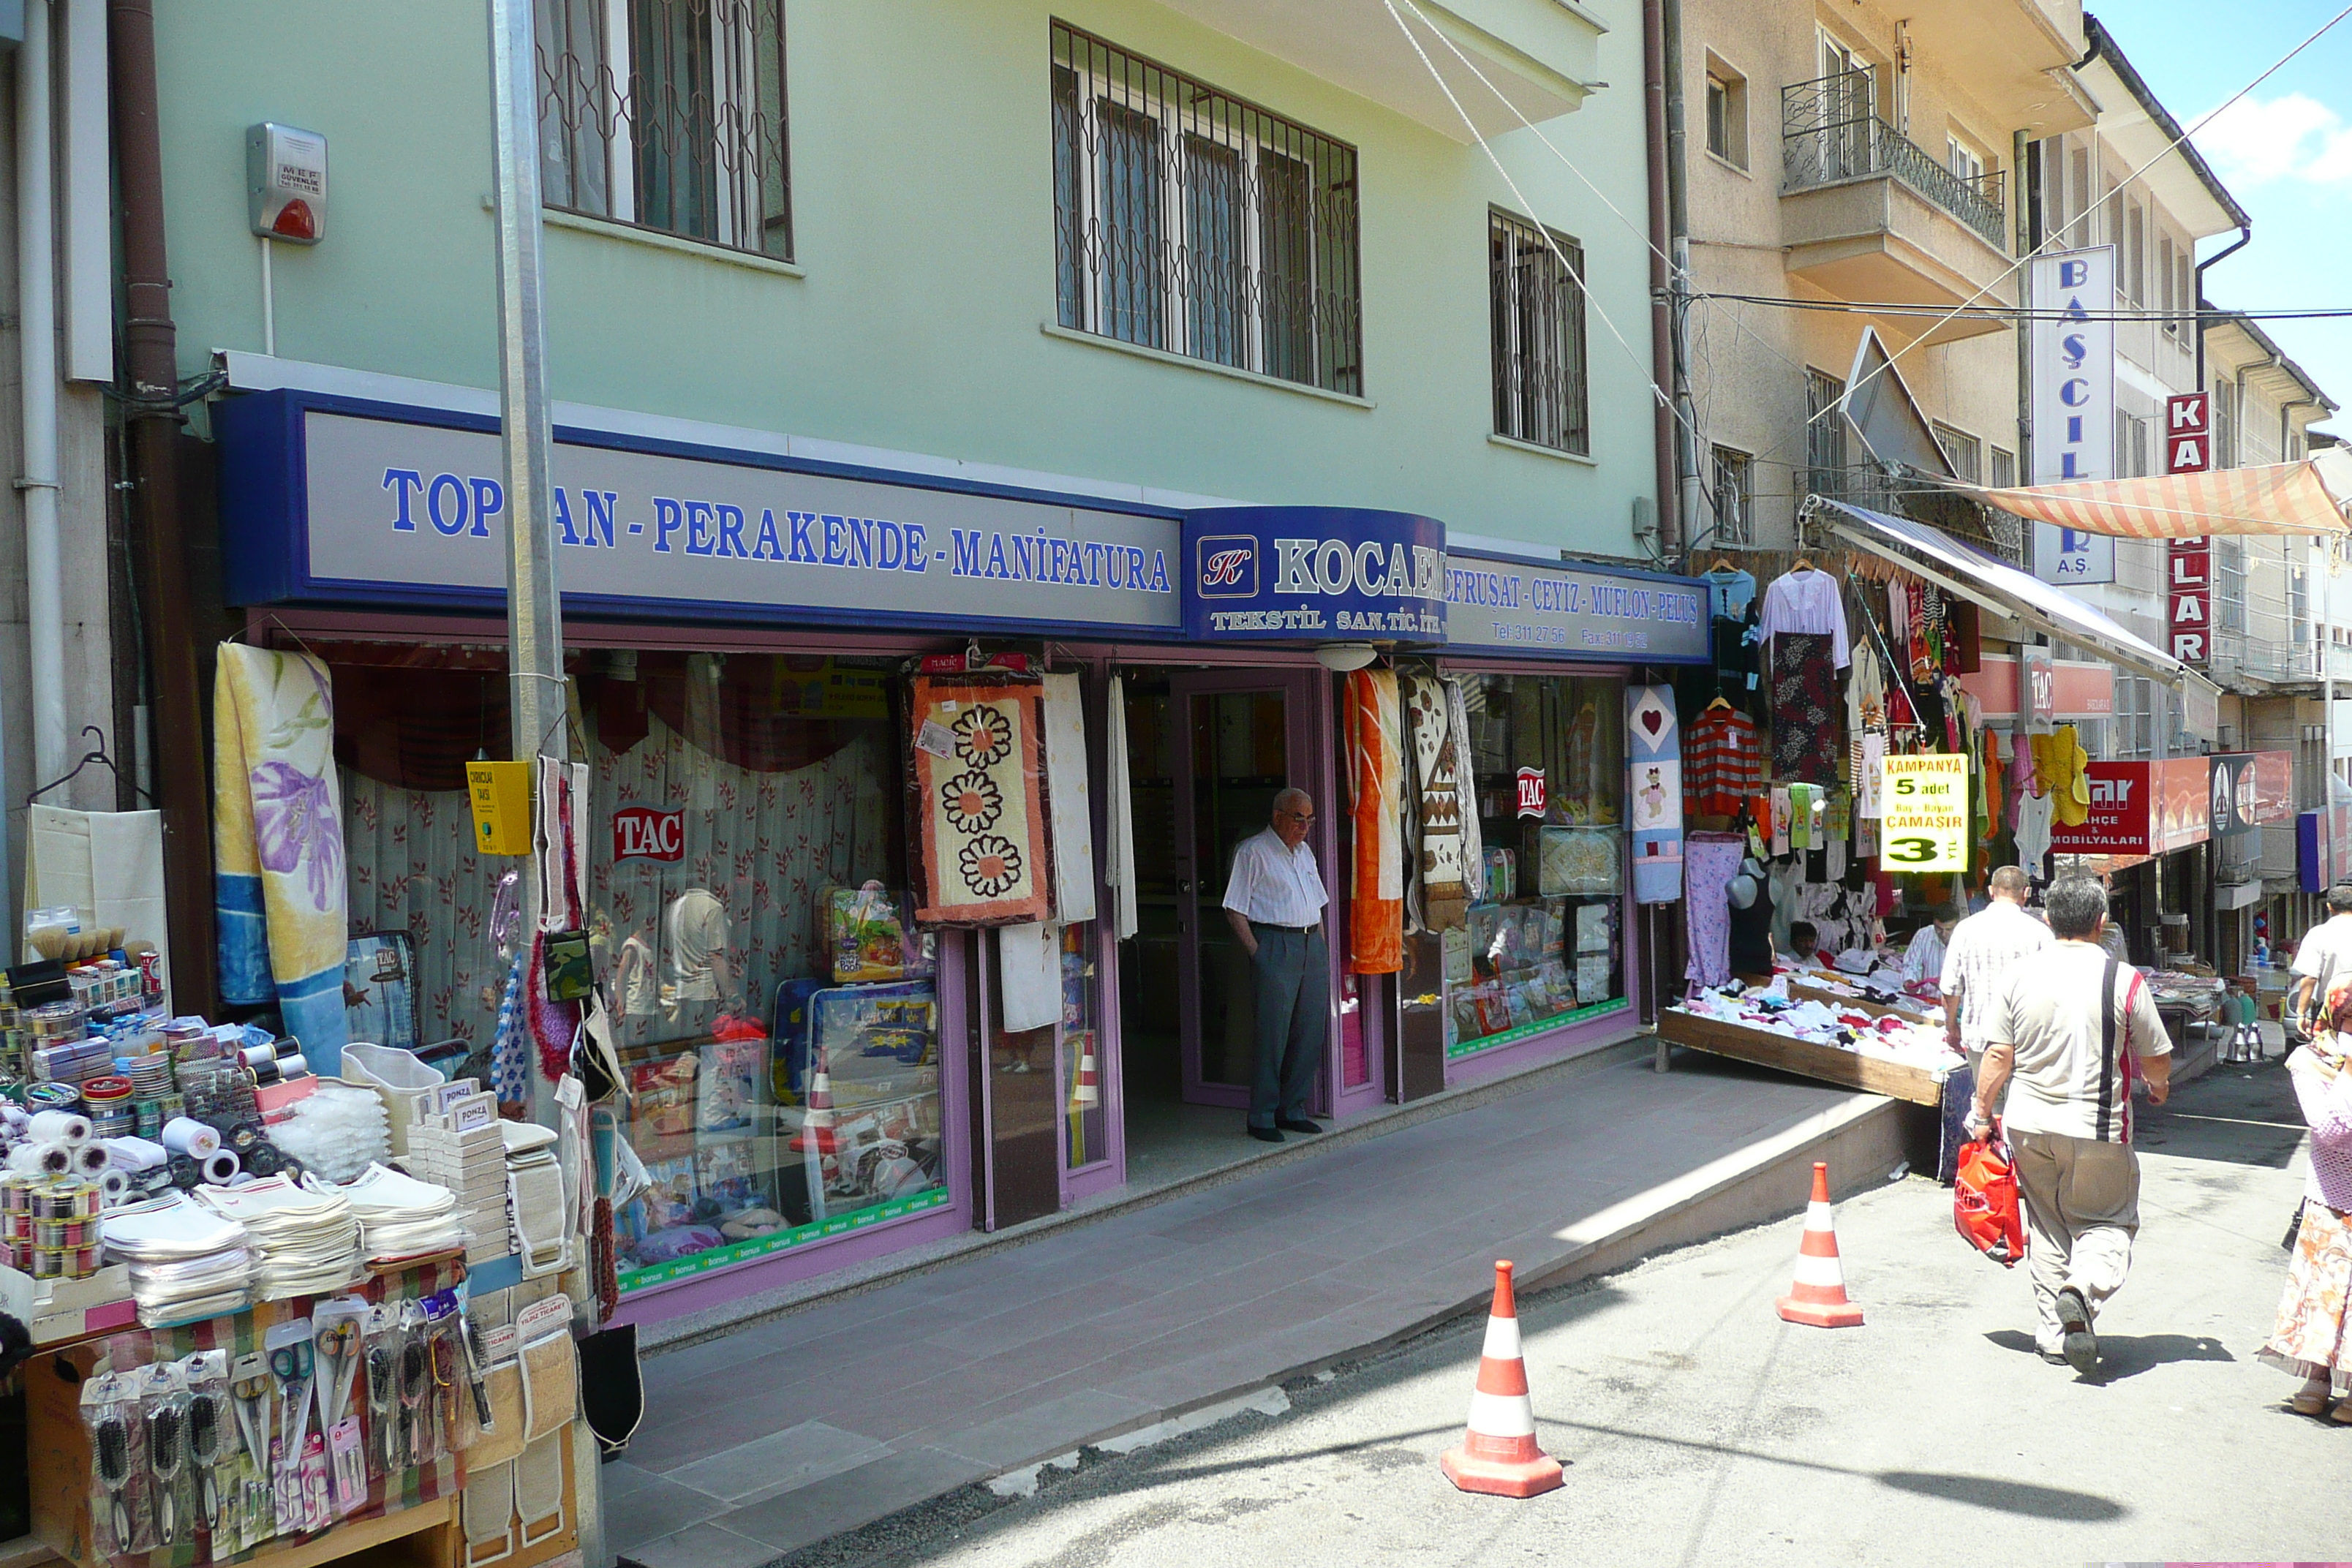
[2193,91,2352,187]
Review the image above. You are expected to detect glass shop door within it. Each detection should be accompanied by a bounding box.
[1167,669,1326,1109]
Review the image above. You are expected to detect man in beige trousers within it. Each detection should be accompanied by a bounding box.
[1968,876,2172,1376]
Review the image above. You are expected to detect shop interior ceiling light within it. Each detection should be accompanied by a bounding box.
[1314,642,1379,672]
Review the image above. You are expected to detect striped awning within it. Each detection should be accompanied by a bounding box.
[1967,453,2352,538]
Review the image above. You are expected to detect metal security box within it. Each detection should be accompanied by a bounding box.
[246,121,327,243]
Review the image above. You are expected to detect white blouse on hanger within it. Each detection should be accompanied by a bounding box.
[1758,568,1851,668]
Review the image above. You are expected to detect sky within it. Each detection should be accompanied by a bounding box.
[2094,1,2352,428]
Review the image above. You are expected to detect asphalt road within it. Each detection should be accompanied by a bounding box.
[777,1054,2343,1568]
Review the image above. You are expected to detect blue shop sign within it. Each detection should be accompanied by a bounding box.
[1443,549,1708,663]
[1182,508,1447,642]
[214,388,1188,639]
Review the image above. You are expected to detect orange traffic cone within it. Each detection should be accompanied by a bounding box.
[1775,1162,1863,1328]
[1439,1261,1564,1499]
[790,1044,839,1154]
[1072,1033,1100,1109]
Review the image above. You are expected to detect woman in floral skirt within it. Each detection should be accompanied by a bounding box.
[2262,973,2352,1420]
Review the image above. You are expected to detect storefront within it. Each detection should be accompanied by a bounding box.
[211,380,1707,1325]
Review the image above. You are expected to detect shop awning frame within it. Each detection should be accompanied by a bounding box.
[1812,498,2195,692]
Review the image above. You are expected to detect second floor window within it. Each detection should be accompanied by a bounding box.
[1488,211,1589,455]
[1805,369,1847,500]
[1932,422,1981,483]
[1711,446,1753,544]
[1049,22,1362,396]
[537,0,792,260]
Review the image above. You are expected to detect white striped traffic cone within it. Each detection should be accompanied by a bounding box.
[1439,1261,1564,1499]
[789,1044,838,1154]
[1775,1162,1864,1328]
[1072,1033,1100,1109]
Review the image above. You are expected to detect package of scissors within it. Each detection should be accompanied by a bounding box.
[421,1293,464,1466]
[260,1318,331,1534]
[227,1350,278,1552]
[312,1297,371,1515]
[80,1368,157,1558]
[361,1303,402,1479]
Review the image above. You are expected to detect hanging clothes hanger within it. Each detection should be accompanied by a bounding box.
[1705,694,1733,712]
[29,726,151,806]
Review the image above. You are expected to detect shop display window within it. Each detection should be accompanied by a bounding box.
[337,648,946,1293]
[1447,672,1630,1056]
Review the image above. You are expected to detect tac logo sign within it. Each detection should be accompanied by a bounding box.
[1194,535,1258,599]
[612,804,685,863]
[1515,766,1547,819]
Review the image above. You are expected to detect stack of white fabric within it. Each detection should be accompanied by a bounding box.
[339,1164,467,1265]
[101,1193,255,1326]
[194,1175,361,1299]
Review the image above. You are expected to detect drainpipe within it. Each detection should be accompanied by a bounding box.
[1661,0,1699,559]
[2194,226,2250,397]
[20,0,64,791]
[2013,130,2035,492]
[1643,0,1676,557]
[110,0,217,1016]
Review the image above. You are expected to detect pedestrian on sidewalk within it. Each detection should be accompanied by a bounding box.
[2260,973,2352,1421]
[1940,867,2052,1072]
[1967,876,2172,1375]
[2288,883,2352,1041]
[1223,788,1329,1145]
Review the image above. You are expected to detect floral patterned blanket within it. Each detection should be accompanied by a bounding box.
[214,641,350,1068]
[909,674,1056,927]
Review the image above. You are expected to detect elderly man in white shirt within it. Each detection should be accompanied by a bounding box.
[1223,788,1330,1143]
[1940,866,2053,1066]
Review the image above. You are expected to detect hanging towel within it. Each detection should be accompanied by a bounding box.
[1627,685,1684,903]
[1683,834,1746,988]
[1404,671,1469,930]
[998,921,1063,1034]
[1105,675,1139,941]
[24,806,168,982]
[1343,668,1403,974]
[213,643,349,1069]
[1041,673,1098,925]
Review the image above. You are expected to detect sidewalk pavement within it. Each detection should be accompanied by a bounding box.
[608,1049,1918,1567]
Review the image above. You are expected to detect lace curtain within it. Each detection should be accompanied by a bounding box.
[344,714,894,1049]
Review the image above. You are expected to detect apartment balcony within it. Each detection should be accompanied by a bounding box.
[1156,0,1600,143]
[2207,632,2342,693]
[1779,72,2016,347]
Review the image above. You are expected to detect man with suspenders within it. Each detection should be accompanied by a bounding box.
[1967,877,2174,1376]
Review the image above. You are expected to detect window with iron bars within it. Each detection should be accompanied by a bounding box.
[1710,445,1752,544]
[1489,211,1589,455]
[1049,22,1362,396]
[536,0,793,260]
[1804,369,1847,501]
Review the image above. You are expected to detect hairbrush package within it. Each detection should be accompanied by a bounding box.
[80,1369,156,1558]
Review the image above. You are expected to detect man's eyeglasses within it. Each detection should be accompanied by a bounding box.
[1279,810,1314,826]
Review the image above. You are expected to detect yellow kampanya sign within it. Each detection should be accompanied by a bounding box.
[1878,753,1969,872]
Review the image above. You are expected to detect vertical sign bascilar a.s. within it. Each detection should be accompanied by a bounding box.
[2027,248,2117,587]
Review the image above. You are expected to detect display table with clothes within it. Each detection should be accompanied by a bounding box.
[1659,975,1960,1107]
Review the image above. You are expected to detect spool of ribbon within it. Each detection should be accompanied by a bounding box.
[7,1142,71,1177]
[162,1117,221,1159]
[27,1109,92,1147]
[72,1143,109,1177]
[200,1150,241,1186]
[97,1168,132,1205]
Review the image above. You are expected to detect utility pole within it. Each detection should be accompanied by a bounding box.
[1661,0,1699,562]
[486,12,600,1560]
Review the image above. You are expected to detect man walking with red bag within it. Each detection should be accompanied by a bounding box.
[1967,877,2173,1375]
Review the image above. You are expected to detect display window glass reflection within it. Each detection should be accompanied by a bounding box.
[1446,672,1629,1055]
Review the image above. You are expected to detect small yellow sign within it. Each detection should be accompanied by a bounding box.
[466,760,533,856]
[1877,753,1969,872]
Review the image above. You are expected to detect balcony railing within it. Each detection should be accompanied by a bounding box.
[1781,71,2008,250]
[2206,633,2352,687]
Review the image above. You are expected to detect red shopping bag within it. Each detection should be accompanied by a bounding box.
[1953,1126,2027,1267]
